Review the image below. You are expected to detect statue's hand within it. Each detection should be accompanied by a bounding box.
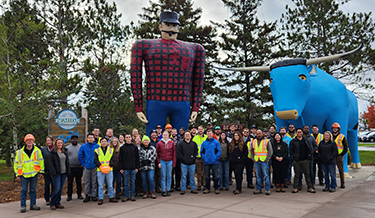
[137,112,149,124]
[189,111,198,123]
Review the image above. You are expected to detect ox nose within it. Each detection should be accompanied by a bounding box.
[276,110,298,120]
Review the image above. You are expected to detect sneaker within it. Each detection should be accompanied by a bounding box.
[130,197,136,202]
[162,192,167,197]
[265,190,271,195]
[67,197,72,201]
[180,191,185,195]
[323,188,329,192]
[308,188,316,193]
[98,199,103,205]
[253,189,262,195]
[92,197,98,202]
[215,189,220,194]
[203,189,211,194]
[83,196,90,203]
[20,207,26,213]
[166,191,171,196]
[233,190,241,195]
[150,191,157,199]
[190,190,198,194]
[329,189,336,192]
[46,201,50,206]
[122,197,129,202]
[292,189,299,193]
[30,205,40,210]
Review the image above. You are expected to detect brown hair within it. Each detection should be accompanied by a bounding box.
[53,138,65,152]
[229,132,244,153]
[46,136,54,145]
[109,137,120,152]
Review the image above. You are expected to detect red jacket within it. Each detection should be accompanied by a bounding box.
[156,139,176,167]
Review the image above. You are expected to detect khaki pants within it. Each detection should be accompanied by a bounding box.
[195,158,206,187]
[336,155,345,186]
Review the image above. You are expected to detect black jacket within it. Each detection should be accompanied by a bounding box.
[50,149,71,177]
[289,137,313,161]
[228,143,248,164]
[41,146,53,175]
[271,140,289,160]
[94,147,114,168]
[177,139,198,165]
[119,143,140,170]
[318,140,338,164]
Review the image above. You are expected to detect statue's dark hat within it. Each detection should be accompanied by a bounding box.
[160,11,180,25]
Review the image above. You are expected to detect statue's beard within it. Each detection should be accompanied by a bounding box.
[162,30,179,37]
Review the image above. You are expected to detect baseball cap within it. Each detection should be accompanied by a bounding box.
[156,125,162,129]
[250,125,256,129]
[150,129,157,135]
[263,128,269,132]
[215,126,221,130]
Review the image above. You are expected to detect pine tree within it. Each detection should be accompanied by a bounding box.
[132,0,219,126]
[213,0,283,128]
[280,0,375,99]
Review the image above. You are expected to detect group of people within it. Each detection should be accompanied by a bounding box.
[14,122,348,213]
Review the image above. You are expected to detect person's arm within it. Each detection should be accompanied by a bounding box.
[94,151,101,168]
[215,141,222,160]
[156,142,160,164]
[265,141,273,162]
[38,149,45,174]
[150,147,157,162]
[49,153,57,177]
[341,137,348,156]
[200,142,206,160]
[191,44,205,112]
[282,142,288,160]
[332,141,339,160]
[78,146,85,168]
[65,151,71,175]
[130,40,145,113]
[271,143,277,159]
[109,153,114,168]
[135,146,140,170]
[289,141,294,161]
[194,142,198,158]
[119,147,123,170]
[176,142,182,160]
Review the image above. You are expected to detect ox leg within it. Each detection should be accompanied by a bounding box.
[348,129,362,169]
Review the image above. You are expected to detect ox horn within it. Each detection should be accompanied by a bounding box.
[306,43,363,65]
[213,66,270,72]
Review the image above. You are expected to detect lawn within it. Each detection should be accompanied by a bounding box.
[358,143,375,147]
[357,151,375,165]
[0,160,14,181]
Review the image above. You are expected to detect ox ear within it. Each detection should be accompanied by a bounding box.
[308,65,317,77]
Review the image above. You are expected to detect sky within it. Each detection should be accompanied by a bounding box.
[109,0,374,114]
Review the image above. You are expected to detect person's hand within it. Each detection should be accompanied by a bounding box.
[16,176,21,182]
[158,163,161,168]
[135,169,138,174]
[189,111,198,123]
[120,170,124,174]
[264,160,267,163]
[136,112,148,124]
[38,174,43,179]
[279,157,283,162]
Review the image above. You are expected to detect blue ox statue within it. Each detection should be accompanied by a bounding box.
[220,45,363,174]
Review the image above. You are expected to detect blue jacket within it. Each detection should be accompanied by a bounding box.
[78,142,99,170]
[200,138,221,165]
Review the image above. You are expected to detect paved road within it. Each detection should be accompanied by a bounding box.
[1,166,375,218]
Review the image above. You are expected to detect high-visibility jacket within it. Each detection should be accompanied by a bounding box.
[14,146,44,178]
[252,139,269,162]
[311,133,324,146]
[334,133,345,155]
[95,147,114,171]
[247,138,254,158]
[193,134,207,158]
[287,132,296,139]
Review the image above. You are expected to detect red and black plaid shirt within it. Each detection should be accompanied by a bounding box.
[131,38,205,113]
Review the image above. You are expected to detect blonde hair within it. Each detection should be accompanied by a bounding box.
[324,131,333,141]
[109,137,120,152]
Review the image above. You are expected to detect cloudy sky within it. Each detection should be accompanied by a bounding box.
[110,0,374,113]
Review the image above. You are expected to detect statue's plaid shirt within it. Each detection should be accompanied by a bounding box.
[130,39,205,113]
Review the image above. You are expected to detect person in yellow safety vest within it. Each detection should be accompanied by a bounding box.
[331,123,348,189]
[251,130,273,196]
[14,134,44,213]
[94,138,118,205]
[311,124,325,186]
[192,125,207,191]
[287,124,297,139]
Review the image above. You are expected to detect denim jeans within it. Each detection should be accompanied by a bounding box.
[181,163,196,191]
[285,157,292,181]
[43,174,53,202]
[218,160,230,188]
[160,159,173,192]
[204,164,219,190]
[113,170,122,195]
[254,161,270,191]
[51,173,67,207]
[98,171,114,199]
[140,170,155,192]
[123,170,136,197]
[20,175,38,207]
[322,163,337,189]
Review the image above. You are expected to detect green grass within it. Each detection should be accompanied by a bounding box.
[358,151,375,165]
[358,143,375,147]
[0,160,14,181]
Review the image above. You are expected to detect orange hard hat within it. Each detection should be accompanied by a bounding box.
[165,124,173,130]
[99,165,111,174]
[331,123,341,129]
[24,134,35,142]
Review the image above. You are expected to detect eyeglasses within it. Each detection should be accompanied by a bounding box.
[243,131,249,133]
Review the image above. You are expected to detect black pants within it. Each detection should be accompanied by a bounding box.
[171,160,181,189]
[154,160,161,191]
[245,158,253,185]
[293,160,313,189]
[272,158,287,184]
[231,162,245,191]
[67,167,83,197]
[312,158,324,183]
[135,171,143,194]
